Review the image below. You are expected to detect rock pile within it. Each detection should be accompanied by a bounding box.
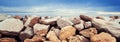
[0,14,119,42]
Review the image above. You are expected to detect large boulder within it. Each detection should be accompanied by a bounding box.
[0,14,12,21]
[0,18,24,36]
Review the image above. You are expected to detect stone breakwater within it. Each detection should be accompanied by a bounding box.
[0,14,120,42]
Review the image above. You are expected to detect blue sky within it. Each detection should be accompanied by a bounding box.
[0,0,120,16]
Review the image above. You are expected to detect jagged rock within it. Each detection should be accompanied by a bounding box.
[0,14,12,21]
[57,18,73,28]
[69,17,81,25]
[74,23,84,31]
[24,15,39,27]
[68,35,89,42]
[80,15,92,21]
[0,18,24,36]
[40,16,61,25]
[46,30,61,42]
[59,26,76,40]
[91,32,116,42]
[80,28,97,38]
[33,23,49,36]
[0,38,17,42]
[92,19,120,38]
[19,27,33,40]
[84,21,92,28]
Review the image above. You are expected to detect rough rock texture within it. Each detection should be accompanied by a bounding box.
[92,19,120,38]
[33,23,49,36]
[80,28,97,38]
[68,35,89,42]
[84,21,92,28]
[69,17,81,25]
[29,17,40,27]
[80,15,92,21]
[0,38,17,42]
[40,16,61,25]
[0,14,12,21]
[74,23,84,31]
[46,30,61,42]
[14,15,22,19]
[59,26,76,40]
[57,18,73,28]
[91,32,116,42]
[0,18,24,36]
[19,27,33,40]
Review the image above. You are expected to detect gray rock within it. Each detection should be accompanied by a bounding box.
[69,17,81,25]
[80,15,92,21]
[0,14,12,21]
[92,19,120,38]
[84,21,92,28]
[0,18,24,36]
[19,27,33,40]
[57,18,73,28]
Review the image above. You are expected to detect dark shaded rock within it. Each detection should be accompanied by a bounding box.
[80,15,92,21]
[69,17,81,25]
[29,17,40,27]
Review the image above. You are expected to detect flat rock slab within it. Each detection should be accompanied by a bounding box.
[0,18,24,36]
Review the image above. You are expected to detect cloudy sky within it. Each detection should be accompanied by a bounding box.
[0,0,120,16]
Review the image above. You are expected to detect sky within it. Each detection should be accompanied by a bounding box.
[0,0,120,16]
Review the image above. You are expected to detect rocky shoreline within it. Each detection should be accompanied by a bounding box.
[0,14,120,42]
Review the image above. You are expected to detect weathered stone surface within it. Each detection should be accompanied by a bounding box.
[14,15,22,19]
[0,38,17,42]
[24,35,45,42]
[29,17,40,27]
[69,17,81,25]
[61,40,67,42]
[74,23,84,31]
[57,18,73,28]
[0,14,12,21]
[68,35,89,42]
[91,32,116,42]
[80,15,92,21]
[19,27,33,40]
[59,26,76,40]
[84,21,92,28]
[24,15,39,27]
[40,16,61,25]
[80,28,97,38]
[92,19,120,38]
[46,30,61,42]
[0,34,1,38]
[50,27,60,36]
[0,18,24,36]
[33,23,49,36]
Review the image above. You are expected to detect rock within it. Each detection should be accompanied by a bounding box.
[0,34,1,38]
[0,14,12,21]
[74,20,85,31]
[24,35,45,42]
[0,38,17,42]
[68,35,89,42]
[80,28,97,38]
[50,27,60,36]
[110,16,120,19]
[61,40,67,42]
[46,30,61,42]
[19,27,33,40]
[0,18,24,36]
[84,21,92,28]
[29,17,40,27]
[33,23,49,36]
[92,19,120,38]
[14,15,22,19]
[24,15,39,27]
[40,16,61,25]
[69,17,81,25]
[91,32,116,42]
[59,26,76,40]
[80,15,92,21]
[57,18,73,28]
